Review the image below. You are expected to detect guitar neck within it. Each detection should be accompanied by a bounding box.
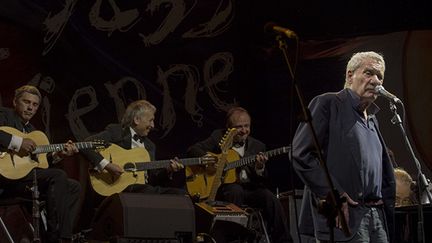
[208,152,228,201]
[224,146,290,171]
[32,142,97,154]
[133,157,203,171]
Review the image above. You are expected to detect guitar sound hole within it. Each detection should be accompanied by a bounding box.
[123,163,135,171]
[30,154,39,162]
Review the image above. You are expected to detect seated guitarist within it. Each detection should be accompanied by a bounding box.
[0,85,81,243]
[81,99,186,195]
[187,106,293,243]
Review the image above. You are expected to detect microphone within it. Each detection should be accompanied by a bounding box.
[264,22,297,38]
[374,85,401,104]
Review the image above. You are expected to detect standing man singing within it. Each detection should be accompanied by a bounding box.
[292,51,396,243]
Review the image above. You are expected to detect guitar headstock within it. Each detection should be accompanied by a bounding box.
[219,128,237,153]
[91,140,111,150]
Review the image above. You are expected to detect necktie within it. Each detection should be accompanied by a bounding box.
[23,123,32,134]
[133,134,145,143]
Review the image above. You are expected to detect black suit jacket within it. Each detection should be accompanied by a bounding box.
[0,107,36,149]
[81,124,171,186]
[187,129,268,184]
[0,107,61,173]
[292,89,396,241]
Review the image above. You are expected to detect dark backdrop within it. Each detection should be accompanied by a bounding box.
[1,0,432,198]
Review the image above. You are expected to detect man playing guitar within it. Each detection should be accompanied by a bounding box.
[187,106,293,243]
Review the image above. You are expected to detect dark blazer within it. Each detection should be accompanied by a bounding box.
[0,107,62,170]
[188,129,268,184]
[80,123,172,186]
[292,89,396,241]
[0,107,36,148]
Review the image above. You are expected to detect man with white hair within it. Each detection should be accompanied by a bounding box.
[292,51,396,243]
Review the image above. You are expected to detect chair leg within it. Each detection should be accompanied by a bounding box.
[256,211,271,243]
[40,208,47,231]
[246,209,271,243]
[0,216,14,243]
[0,203,34,242]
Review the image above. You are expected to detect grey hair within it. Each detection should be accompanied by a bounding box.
[14,85,42,102]
[394,167,413,186]
[121,100,156,128]
[344,51,385,88]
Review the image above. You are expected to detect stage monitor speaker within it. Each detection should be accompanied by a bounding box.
[279,189,315,243]
[91,193,195,241]
[110,237,180,243]
[0,203,34,243]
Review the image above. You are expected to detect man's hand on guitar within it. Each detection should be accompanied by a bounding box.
[201,154,218,165]
[104,163,124,180]
[202,153,218,174]
[167,157,184,173]
[57,140,79,158]
[19,138,36,155]
[255,152,268,170]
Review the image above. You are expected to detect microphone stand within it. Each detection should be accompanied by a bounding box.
[389,101,431,243]
[31,169,41,243]
[275,35,350,242]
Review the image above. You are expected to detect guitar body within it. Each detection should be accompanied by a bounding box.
[186,145,290,201]
[186,150,240,200]
[89,143,150,196]
[185,164,209,200]
[223,151,241,184]
[0,127,49,180]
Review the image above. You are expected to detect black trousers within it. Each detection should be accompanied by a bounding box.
[217,183,293,243]
[1,168,80,242]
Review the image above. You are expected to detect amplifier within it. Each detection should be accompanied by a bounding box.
[90,193,195,241]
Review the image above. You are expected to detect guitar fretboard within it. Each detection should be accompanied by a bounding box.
[129,157,203,171]
[224,146,290,171]
[32,142,101,154]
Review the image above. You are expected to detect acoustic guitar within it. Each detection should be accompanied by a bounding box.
[0,126,109,180]
[89,143,216,196]
[192,128,248,226]
[205,128,236,202]
[185,146,290,201]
